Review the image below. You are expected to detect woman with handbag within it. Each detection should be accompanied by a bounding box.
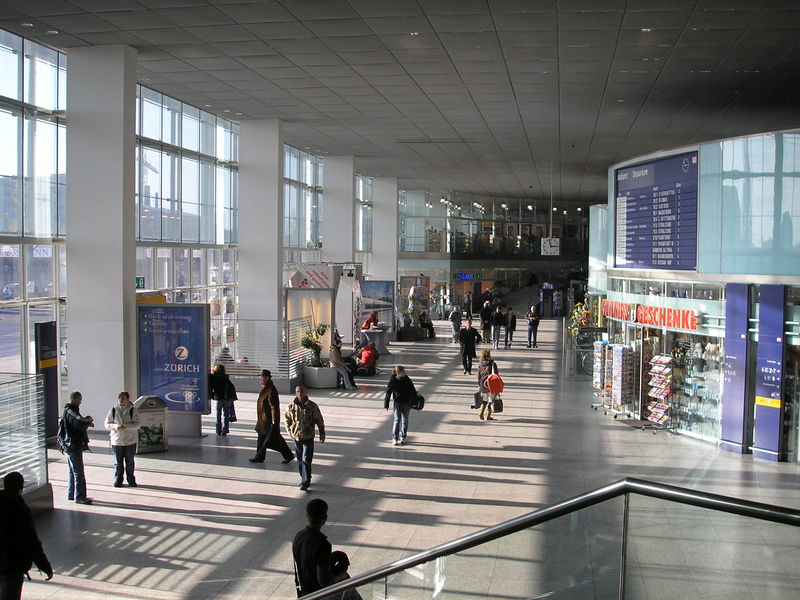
[209,364,236,436]
[384,366,417,446]
[477,349,501,421]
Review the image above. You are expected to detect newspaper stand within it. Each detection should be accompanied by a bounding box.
[134,395,168,453]
[642,355,675,434]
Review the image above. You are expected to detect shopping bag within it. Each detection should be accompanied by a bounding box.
[472,391,483,409]
[487,373,504,394]
[492,395,504,413]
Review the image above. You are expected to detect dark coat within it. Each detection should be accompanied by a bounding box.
[479,306,492,325]
[458,327,481,357]
[0,490,51,578]
[507,314,517,331]
[477,359,499,393]
[292,526,332,595]
[63,403,91,453]
[255,382,280,435]
[490,311,505,326]
[384,374,417,409]
[209,372,236,401]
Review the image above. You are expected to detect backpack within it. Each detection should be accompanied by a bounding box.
[56,418,70,454]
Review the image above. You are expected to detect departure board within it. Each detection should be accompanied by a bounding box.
[614,151,698,270]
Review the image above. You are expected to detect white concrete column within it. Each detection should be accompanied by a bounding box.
[66,45,137,420]
[322,156,355,263]
[371,177,398,282]
[237,120,284,323]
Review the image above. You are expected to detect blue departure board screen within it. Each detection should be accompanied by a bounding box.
[614,151,698,270]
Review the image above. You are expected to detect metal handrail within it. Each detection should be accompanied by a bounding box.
[301,477,800,600]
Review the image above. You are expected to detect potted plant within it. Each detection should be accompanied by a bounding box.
[301,323,337,388]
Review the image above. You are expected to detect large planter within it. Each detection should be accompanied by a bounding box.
[303,365,338,388]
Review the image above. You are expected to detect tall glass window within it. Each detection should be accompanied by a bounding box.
[135,85,238,245]
[283,145,323,248]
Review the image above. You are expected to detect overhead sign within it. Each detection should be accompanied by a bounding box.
[137,304,210,413]
[601,299,698,331]
[615,151,698,270]
[453,272,484,280]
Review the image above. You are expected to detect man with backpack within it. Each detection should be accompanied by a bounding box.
[104,391,140,488]
[60,391,95,505]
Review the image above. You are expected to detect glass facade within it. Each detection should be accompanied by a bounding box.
[135,85,238,245]
[399,189,587,256]
[283,145,323,249]
[699,130,800,275]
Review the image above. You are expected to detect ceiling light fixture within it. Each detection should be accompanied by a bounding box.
[409,32,419,37]
[577,207,582,212]
[553,207,558,211]
[21,22,34,27]
[527,204,533,211]
[641,28,653,33]
[46,29,58,35]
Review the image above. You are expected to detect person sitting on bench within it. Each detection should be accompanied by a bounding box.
[355,343,379,376]
[418,311,436,339]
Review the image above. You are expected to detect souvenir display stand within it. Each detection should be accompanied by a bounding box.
[591,340,608,410]
[610,344,636,416]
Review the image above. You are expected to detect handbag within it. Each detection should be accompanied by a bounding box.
[472,390,483,409]
[411,392,425,410]
[487,373,504,394]
[492,395,504,413]
[229,401,238,423]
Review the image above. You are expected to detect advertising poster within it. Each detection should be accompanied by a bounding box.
[138,304,209,413]
[287,264,334,289]
[533,223,546,237]
[505,223,517,238]
[361,280,395,327]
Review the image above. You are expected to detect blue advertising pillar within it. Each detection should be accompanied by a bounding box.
[720,283,750,453]
[752,285,786,461]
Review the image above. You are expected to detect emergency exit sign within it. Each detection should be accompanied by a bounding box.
[135,276,145,289]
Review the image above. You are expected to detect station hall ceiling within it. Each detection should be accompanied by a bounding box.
[2,0,800,210]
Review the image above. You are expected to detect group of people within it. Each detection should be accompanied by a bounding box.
[450,302,541,350]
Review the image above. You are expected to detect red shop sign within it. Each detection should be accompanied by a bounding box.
[601,300,698,331]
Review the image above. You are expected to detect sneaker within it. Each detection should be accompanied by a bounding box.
[399,439,405,446]
[75,498,93,505]
[392,440,399,446]
[299,484,309,491]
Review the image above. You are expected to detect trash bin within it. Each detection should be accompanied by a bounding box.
[134,395,168,453]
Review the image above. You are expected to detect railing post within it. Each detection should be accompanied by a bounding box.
[619,492,629,600]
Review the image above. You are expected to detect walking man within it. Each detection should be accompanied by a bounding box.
[448,306,461,343]
[490,305,505,349]
[250,370,295,464]
[458,318,482,375]
[0,472,53,600]
[62,391,94,505]
[292,498,333,596]
[104,391,140,488]
[525,304,541,348]
[285,385,326,491]
[504,307,517,348]
[479,301,492,343]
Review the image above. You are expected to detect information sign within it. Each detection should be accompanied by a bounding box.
[614,151,698,270]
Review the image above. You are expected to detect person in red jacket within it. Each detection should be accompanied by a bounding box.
[355,343,379,375]
[361,311,379,330]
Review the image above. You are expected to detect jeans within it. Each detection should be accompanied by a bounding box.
[505,329,514,347]
[66,450,87,501]
[527,323,539,347]
[335,366,355,389]
[294,440,315,488]
[112,443,137,485]
[216,399,234,434]
[0,573,24,600]
[451,323,460,343]
[491,325,502,348]
[461,353,473,373]
[392,402,411,442]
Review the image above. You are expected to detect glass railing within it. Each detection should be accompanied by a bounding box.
[301,478,800,600]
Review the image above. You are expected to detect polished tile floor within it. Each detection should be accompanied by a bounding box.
[27,318,800,599]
